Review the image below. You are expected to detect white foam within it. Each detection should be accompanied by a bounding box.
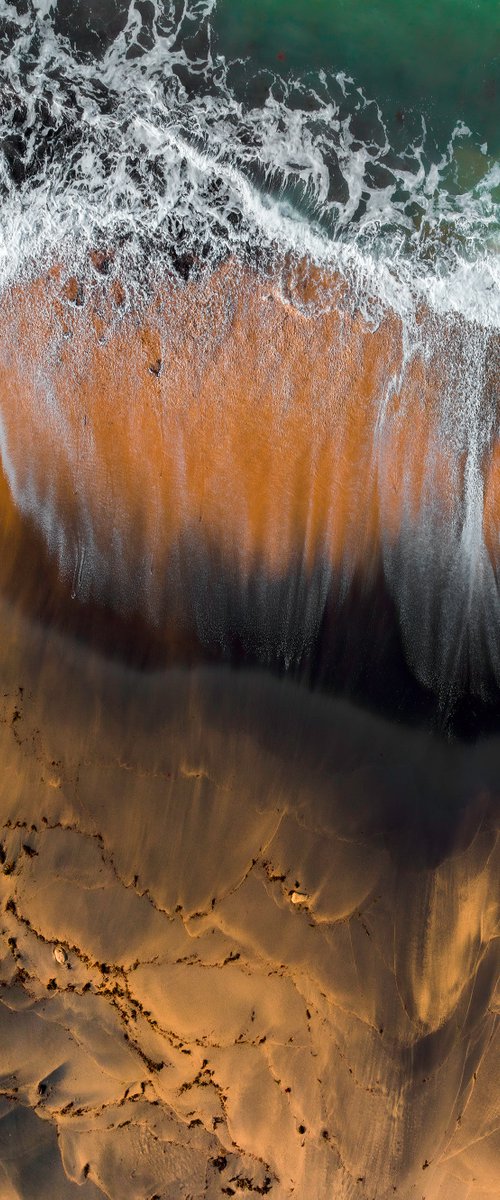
[0,0,497,328]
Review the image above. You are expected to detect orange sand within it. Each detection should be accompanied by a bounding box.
[0,260,465,616]
[0,592,498,1200]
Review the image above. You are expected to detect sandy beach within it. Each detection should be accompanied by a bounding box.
[0,0,499,1192]
[0,258,498,1198]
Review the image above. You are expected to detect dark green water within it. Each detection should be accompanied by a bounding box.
[215,0,500,158]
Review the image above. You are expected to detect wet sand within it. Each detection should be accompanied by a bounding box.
[0,259,458,592]
[1,258,499,721]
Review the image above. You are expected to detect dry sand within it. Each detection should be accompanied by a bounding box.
[0,597,498,1199]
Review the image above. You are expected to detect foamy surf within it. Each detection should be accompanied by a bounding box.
[0,0,498,327]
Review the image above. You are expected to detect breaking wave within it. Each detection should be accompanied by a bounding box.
[0,0,498,326]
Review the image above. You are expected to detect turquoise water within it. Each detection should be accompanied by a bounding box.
[216,0,500,157]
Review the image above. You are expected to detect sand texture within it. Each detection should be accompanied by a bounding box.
[0,594,498,1199]
[0,260,498,1197]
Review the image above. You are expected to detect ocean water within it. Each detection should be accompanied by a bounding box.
[0,0,498,320]
[216,0,500,153]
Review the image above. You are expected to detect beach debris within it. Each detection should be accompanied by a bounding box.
[53,945,68,967]
[290,891,309,906]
